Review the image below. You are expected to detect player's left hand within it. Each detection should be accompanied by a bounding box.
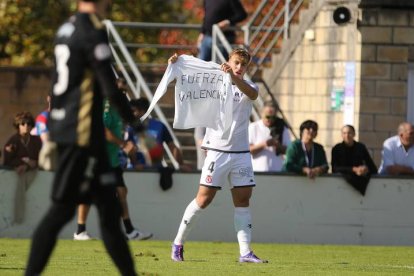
[221,63,234,77]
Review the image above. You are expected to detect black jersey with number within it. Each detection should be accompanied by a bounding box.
[48,12,134,149]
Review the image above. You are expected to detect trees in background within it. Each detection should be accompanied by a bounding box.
[0,0,198,66]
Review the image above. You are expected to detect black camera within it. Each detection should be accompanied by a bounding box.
[268,116,286,155]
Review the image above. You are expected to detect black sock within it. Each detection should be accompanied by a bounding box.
[77,223,86,234]
[123,219,134,234]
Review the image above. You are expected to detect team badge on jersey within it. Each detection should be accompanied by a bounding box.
[205,175,212,183]
[233,92,241,102]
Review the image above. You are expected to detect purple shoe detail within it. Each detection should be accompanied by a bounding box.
[239,251,268,263]
[171,244,184,261]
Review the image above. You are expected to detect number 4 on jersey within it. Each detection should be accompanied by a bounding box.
[208,162,215,173]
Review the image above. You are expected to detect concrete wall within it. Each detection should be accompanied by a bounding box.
[263,0,414,167]
[358,7,414,165]
[1,168,413,245]
[263,0,362,165]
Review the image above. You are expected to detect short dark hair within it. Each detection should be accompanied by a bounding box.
[13,111,35,130]
[299,120,318,137]
[342,124,355,134]
[130,98,150,112]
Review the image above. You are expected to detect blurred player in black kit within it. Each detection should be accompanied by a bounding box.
[25,1,139,275]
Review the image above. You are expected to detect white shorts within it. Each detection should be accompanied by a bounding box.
[199,150,255,189]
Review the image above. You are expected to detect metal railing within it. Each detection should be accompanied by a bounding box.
[104,20,182,169]
[249,0,304,75]
[212,0,305,123]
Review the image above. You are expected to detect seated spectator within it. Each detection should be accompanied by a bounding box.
[331,125,377,195]
[249,101,291,172]
[378,122,414,175]
[282,120,328,178]
[122,98,191,171]
[4,111,42,172]
[3,111,42,224]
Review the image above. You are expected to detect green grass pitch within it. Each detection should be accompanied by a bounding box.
[0,239,414,275]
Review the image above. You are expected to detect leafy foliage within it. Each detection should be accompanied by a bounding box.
[0,0,196,66]
[0,0,274,66]
[0,0,73,66]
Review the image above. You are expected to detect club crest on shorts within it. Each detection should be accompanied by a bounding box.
[205,175,212,183]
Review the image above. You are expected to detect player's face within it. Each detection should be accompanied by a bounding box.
[341,126,355,145]
[301,127,317,143]
[228,54,248,79]
[18,121,33,135]
[400,125,414,147]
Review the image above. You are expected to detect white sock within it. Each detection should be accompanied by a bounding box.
[173,199,203,245]
[234,207,252,256]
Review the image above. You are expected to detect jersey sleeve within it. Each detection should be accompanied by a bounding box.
[87,28,135,124]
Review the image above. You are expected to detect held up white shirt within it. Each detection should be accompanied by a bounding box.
[140,55,233,138]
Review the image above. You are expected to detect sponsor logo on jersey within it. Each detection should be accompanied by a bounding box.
[205,175,212,183]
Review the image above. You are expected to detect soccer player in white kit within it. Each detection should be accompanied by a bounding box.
[170,48,267,263]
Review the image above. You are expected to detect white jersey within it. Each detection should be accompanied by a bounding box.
[248,120,291,172]
[140,55,233,138]
[202,81,258,153]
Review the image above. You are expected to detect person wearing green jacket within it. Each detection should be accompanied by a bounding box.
[282,120,328,178]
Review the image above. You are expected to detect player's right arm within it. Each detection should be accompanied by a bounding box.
[88,28,137,126]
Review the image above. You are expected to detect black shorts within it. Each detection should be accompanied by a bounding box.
[52,145,117,204]
[113,166,126,187]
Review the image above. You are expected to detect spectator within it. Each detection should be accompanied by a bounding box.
[331,125,377,195]
[25,1,139,275]
[123,98,189,171]
[197,0,248,61]
[378,122,414,175]
[249,101,291,172]
[3,111,42,224]
[3,111,41,173]
[282,120,328,178]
